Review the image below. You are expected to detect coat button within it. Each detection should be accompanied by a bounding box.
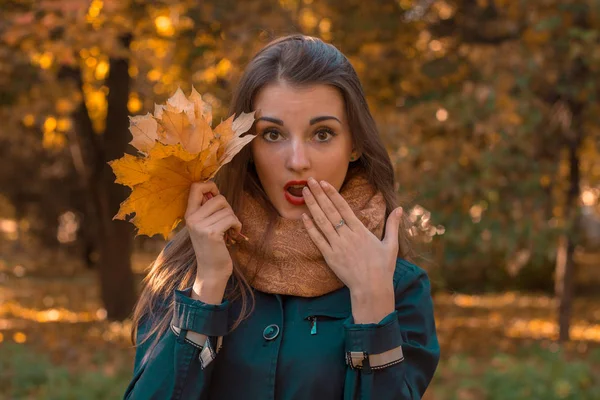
[263,324,280,341]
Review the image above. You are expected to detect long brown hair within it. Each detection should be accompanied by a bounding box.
[130,34,413,365]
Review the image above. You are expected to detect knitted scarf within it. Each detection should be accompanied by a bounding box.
[232,171,387,297]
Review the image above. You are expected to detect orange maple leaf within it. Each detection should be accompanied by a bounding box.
[109,86,256,239]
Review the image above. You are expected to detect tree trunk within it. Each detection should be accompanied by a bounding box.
[62,68,103,269]
[98,33,137,320]
[555,234,575,342]
[60,34,137,321]
[59,66,110,258]
[555,124,581,342]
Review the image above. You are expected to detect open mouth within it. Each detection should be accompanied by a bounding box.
[286,186,305,197]
[283,182,308,205]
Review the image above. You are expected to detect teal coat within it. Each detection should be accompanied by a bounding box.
[124,259,440,399]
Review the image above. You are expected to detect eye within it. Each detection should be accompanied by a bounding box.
[314,127,336,142]
[262,128,283,142]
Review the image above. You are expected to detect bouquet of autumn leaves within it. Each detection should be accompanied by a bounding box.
[109,87,255,241]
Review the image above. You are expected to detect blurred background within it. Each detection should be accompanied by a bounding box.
[1,0,599,398]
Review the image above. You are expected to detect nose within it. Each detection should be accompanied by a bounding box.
[285,138,310,172]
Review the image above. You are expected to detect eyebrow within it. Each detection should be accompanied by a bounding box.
[257,116,341,126]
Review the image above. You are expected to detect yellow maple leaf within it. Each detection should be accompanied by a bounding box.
[128,113,158,154]
[109,86,256,238]
[109,153,150,187]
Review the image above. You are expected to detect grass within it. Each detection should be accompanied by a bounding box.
[0,342,131,400]
[429,344,600,400]
[2,340,599,399]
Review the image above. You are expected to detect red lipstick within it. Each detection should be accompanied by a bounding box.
[283,180,308,206]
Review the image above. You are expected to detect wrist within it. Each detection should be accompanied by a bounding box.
[350,281,393,302]
[192,276,229,305]
[350,285,395,324]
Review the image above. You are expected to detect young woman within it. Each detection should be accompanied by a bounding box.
[124,34,439,400]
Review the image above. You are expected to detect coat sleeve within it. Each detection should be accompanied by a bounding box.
[123,287,230,400]
[342,260,440,399]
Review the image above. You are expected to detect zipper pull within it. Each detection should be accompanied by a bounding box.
[310,316,318,335]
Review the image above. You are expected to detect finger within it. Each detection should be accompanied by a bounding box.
[302,185,340,242]
[206,211,242,237]
[196,206,233,228]
[306,178,351,232]
[187,180,219,214]
[383,207,403,249]
[187,194,229,220]
[317,180,361,230]
[301,213,332,254]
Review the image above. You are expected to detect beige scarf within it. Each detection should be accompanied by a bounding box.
[232,171,387,297]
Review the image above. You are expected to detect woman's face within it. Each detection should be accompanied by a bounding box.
[251,82,356,220]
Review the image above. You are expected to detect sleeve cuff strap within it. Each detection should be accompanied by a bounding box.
[344,310,403,354]
[170,325,223,369]
[172,287,230,337]
[346,346,404,370]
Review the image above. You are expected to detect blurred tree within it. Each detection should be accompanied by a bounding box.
[0,0,292,319]
[338,0,599,340]
[287,0,599,339]
[0,0,139,319]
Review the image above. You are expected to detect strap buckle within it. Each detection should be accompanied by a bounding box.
[346,351,368,369]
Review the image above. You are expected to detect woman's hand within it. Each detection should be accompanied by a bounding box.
[301,177,403,322]
[185,181,241,287]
